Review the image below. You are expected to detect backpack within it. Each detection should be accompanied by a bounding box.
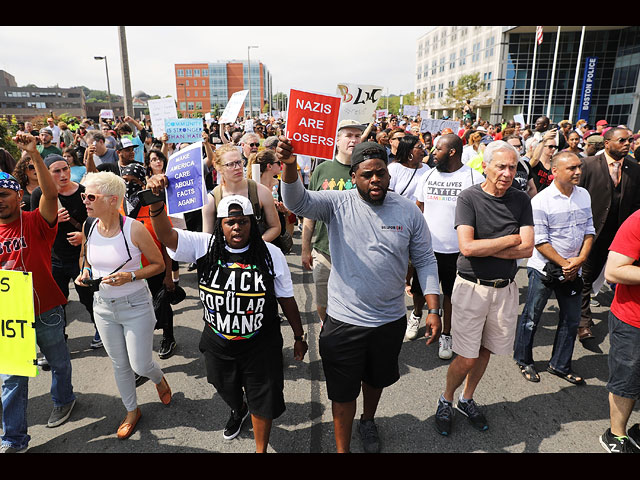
[212,178,266,234]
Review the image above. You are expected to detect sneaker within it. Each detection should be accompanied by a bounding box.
[158,338,177,359]
[223,403,249,440]
[405,312,421,340]
[600,428,639,453]
[47,399,76,428]
[90,331,103,349]
[134,373,145,386]
[0,443,28,453]
[456,397,488,431]
[358,418,380,453]
[628,424,640,451]
[435,396,454,436]
[439,334,453,360]
[590,296,600,307]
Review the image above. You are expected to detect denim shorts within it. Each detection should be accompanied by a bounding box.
[607,311,640,400]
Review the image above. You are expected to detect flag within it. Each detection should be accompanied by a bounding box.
[536,26,543,45]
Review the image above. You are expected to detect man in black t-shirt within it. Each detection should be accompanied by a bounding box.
[31,154,99,347]
[435,140,534,437]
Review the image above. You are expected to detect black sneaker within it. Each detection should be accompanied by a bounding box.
[435,397,454,436]
[456,397,488,431]
[600,428,639,453]
[628,424,640,451]
[158,338,177,359]
[358,418,380,453]
[223,403,249,440]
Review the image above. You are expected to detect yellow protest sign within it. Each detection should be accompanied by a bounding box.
[0,270,38,377]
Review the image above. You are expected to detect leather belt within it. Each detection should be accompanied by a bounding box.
[458,272,513,289]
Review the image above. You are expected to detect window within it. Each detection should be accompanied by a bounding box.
[485,36,495,58]
[194,69,200,76]
[440,56,445,73]
[194,79,198,87]
[186,90,190,97]
[472,42,481,63]
[196,102,202,110]
[186,69,192,77]
[194,90,198,97]
[202,69,208,76]
[185,80,189,87]
[202,90,207,97]
[450,53,456,69]
[187,102,194,110]
[202,79,207,86]
[180,102,186,111]
[177,69,184,77]
[459,48,466,66]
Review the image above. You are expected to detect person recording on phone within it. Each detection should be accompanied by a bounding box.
[74,171,172,440]
[0,133,76,453]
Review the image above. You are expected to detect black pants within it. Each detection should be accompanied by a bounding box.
[146,271,174,340]
[580,230,616,328]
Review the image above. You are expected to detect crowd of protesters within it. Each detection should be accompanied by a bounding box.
[1,105,640,454]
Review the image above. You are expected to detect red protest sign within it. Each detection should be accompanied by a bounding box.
[286,89,342,161]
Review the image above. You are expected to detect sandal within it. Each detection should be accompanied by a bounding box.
[546,366,585,385]
[518,364,540,383]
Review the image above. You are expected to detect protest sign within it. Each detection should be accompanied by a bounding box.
[148,97,178,138]
[285,88,341,161]
[220,90,249,124]
[336,83,383,124]
[165,141,207,215]
[99,109,114,119]
[420,117,460,134]
[403,105,419,117]
[513,113,526,128]
[165,118,203,144]
[244,119,254,132]
[0,271,37,377]
[376,109,388,120]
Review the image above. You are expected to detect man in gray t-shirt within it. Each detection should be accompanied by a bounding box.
[279,138,441,454]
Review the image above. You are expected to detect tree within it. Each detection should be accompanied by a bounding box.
[0,117,20,160]
[445,73,485,116]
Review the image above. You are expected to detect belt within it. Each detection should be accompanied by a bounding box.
[458,272,513,289]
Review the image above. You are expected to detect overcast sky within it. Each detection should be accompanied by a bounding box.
[0,26,433,100]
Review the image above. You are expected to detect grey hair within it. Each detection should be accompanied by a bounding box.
[483,140,519,165]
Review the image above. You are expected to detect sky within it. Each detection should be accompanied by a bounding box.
[0,26,433,100]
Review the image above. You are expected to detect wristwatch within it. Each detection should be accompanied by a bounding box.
[294,333,307,342]
[427,308,443,317]
[130,271,136,282]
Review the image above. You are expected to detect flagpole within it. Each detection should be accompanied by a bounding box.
[569,26,586,124]
[527,28,540,126]
[546,26,561,119]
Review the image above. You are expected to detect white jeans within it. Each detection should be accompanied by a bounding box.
[94,286,163,411]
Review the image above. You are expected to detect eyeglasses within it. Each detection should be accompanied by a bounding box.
[50,165,70,174]
[614,137,633,144]
[81,192,113,202]
[269,161,282,166]
[546,145,558,150]
[222,160,243,169]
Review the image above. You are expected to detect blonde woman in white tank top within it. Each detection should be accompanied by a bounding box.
[74,172,172,440]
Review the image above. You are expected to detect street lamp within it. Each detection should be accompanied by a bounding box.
[247,45,259,120]
[94,56,113,113]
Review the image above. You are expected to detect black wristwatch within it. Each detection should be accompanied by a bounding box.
[294,333,307,342]
[428,309,443,317]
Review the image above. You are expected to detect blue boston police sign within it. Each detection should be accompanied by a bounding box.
[578,57,598,123]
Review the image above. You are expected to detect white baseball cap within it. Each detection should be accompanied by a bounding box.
[217,195,254,218]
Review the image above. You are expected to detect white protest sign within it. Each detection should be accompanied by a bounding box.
[99,109,114,119]
[219,90,249,124]
[336,83,383,124]
[376,109,388,120]
[148,97,178,138]
[403,105,419,117]
[514,114,526,128]
[244,119,254,133]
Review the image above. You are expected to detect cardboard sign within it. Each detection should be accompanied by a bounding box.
[376,109,388,120]
[420,117,460,134]
[165,118,203,144]
[148,97,178,138]
[337,83,383,124]
[165,142,207,215]
[0,271,37,377]
[99,109,114,119]
[285,89,342,161]
[220,90,249,124]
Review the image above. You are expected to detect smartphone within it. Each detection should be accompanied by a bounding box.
[138,189,165,206]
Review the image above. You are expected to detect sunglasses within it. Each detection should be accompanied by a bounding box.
[81,192,113,202]
[27,164,35,170]
[247,142,260,147]
[546,145,558,150]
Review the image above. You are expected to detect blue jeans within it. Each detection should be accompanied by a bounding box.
[513,267,581,374]
[1,305,75,450]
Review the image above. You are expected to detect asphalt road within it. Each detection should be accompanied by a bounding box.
[14,231,629,453]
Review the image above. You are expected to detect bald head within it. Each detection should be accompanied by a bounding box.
[438,133,463,159]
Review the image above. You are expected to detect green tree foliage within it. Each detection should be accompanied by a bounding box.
[445,73,485,115]
[0,116,20,160]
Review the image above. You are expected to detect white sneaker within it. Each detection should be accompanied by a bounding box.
[405,312,421,340]
[439,334,453,359]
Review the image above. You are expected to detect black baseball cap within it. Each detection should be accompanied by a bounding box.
[349,142,388,174]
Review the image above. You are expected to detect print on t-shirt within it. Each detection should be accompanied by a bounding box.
[199,261,268,341]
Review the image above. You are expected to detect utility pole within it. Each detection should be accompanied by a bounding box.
[118,26,133,118]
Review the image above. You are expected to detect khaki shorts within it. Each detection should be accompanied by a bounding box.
[312,249,332,308]
[450,275,519,359]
